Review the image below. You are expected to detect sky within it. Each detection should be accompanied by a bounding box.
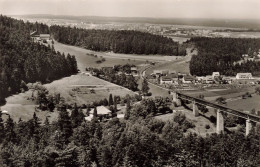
[0,0,260,20]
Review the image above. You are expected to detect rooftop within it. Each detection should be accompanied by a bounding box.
[90,106,112,115]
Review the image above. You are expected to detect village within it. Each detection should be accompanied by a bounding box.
[149,70,260,89]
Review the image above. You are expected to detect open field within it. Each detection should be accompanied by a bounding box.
[145,48,195,76]
[52,41,178,71]
[45,74,136,105]
[182,86,256,101]
[1,73,136,123]
[1,90,59,123]
[227,95,260,111]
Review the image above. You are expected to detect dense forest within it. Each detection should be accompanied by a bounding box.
[50,25,186,55]
[189,37,260,76]
[0,15,78,105]
[0,98,260,167]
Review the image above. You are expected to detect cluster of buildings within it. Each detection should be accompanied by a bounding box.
[149,70,256,85]
[149,70,196,85]
[234,52,260,65]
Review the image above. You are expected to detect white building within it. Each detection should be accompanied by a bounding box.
[40,34,51,40]
[204,76,214,84]
[160,76,173,84]
[212,72,220,78]
[182,75,195,84]
[85,106,112,121]
[236,73,253,80]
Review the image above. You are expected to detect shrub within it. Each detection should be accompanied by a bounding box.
[205,124,210,129]
[209,116,216,123]
[146,92,152,96]
[96,60,102,64]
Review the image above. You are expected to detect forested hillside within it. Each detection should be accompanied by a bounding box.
[0,101,259,166]
[0,15,78,105]
[189,37,260,76]
[50,25,186,55]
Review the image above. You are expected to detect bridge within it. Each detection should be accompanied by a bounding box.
[140,61,260,136]
[173,92,260,136]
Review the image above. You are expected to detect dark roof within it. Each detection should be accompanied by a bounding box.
[183,75,195,81]
[161,76,172,81]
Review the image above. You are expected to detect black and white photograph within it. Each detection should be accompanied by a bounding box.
[0,0,260,166]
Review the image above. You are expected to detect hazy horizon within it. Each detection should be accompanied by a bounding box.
[1,0,260,20]
[8,14,260,22]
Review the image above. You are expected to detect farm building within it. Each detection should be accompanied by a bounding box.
[30,31,40,41]
[236,73,253,79]
[182,75,195,84]
[168,73,179,84]
[85,106,112,121]
[160,76,173,84]
[30,32,51,41]
[40,34,51,40]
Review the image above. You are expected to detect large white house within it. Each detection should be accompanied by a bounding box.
[160,76,173,84]
[236,73,253,79]
[182,75,195,84]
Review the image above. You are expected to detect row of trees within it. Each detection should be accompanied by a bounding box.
[0,98,260,166]
[50,25,185,55]
[189,37,260,76]
[0,15,78,105]
[91,68,139,91]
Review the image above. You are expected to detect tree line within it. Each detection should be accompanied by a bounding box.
[0,98,260,167]
[88,66,139,91]
[49,25,186,55]
[0,15,78,105]
[189,37,260,76]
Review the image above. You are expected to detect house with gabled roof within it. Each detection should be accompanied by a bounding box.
[85,106,112,121]
[160,76,173,84]
[236,73,253,80]
[182,75,195,84]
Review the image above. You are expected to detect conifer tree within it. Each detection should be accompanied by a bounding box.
[0,111,5,143]
[93,107,98,118]
[124,98,131,120]
[4,115,16,143]
[108,94,113,106]
[141,79,150,95]
[113,96,117,112]
[57,105,73,145]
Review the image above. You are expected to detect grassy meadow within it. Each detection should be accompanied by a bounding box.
[52,41,177,71]
[1,73,136,123]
